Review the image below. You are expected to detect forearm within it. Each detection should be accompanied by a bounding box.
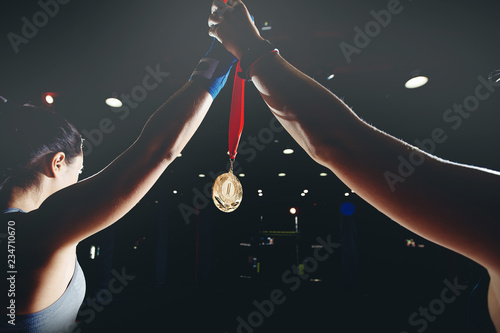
[250,51,500,270]
[249,52,361,163]
[135,80,212,163]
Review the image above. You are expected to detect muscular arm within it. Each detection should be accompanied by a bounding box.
[211,0,500,273]
[251,53,500,271]
[35,80,212,247]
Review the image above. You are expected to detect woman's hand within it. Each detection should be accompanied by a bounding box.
[208,0,264,59]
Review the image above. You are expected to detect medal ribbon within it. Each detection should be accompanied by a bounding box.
[224,0,245,161]
[228,61,245,160]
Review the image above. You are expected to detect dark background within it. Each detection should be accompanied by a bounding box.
[1,0,499,332]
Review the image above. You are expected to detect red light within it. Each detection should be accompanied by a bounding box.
[42,93,56,106]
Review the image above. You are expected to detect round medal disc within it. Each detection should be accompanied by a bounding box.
[212,171,243,213]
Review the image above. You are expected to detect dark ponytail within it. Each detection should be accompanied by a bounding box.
[0,98,82,197]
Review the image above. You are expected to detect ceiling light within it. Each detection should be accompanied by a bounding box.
[320,173,328,177]
[198,174,206,178]
[258,193,263,197]
[290,207,297,215]
[405,76,428,89]
[344,192,350,196]
[301,193,305,197]
[44,94,54,105]
[283,149,294,155]
[327,74,335,80]
[106,97,122,108]
[278,173,286,177]
[258,189,263,193]
[303,189,309,193]
[239,173,245,177]
[173,190,178,194]
[405,70,428,89]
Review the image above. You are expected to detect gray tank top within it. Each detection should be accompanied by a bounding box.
[0,208,86,333]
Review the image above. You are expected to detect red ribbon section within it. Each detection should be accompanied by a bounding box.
[228,61,245,160]
[224,0,245,160]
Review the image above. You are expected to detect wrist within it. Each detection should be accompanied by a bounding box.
[190,38,237,99]
[237,39,279,81]
[234,36,266,60]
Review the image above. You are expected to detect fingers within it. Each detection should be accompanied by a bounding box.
[211,0,233,16]
[226,0,242,7]
[208,25,218,40]
[208,13,224,27]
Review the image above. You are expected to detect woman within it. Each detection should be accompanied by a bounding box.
[208,0,499,331]
[0,32,237,332]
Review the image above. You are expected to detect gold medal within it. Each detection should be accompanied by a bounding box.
[214,59,246,213]
[212,167,243,213]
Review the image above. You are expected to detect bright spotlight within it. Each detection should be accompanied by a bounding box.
[90,246,96,260]
[106,97,123,108]
[290,207,297,215]
[405,76,429,89]
[278,173,286,177]
[283,149,294,155]
[45,94,54,105]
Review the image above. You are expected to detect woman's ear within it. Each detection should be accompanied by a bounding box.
[48,152,67,178]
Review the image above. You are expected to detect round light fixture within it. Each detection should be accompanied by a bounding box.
[45,94,54,104]
[405,76,429,89]
[106,97,123,108]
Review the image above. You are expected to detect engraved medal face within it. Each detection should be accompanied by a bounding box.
[212,171,243,213]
